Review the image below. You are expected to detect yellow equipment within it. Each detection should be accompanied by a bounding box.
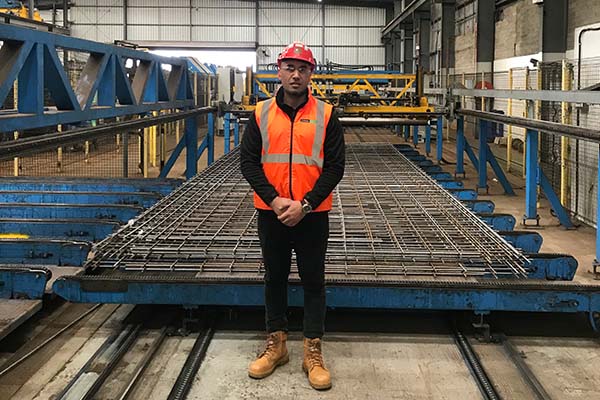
[0,1,43,21]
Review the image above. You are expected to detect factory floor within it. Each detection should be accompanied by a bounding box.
[2,126,600,399]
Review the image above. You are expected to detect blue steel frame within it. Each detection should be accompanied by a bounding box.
[0,24,234,180]
[0,24,194,132]
[52,279,600,331]
[159,112,241,179]
[523,129,574,228]
[455,115,572,228]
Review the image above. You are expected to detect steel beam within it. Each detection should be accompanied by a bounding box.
[52,279,600,322]
[382,0,429,36]
[0,239,90,266]
[0,204,142,224]
[459,108,600,145]
[0,107,215,160]
[454,89,600,106]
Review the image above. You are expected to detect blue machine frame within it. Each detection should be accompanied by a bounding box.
[0,24,194,132]
[454,116,573,228]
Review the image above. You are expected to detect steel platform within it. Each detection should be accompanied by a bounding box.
[52,144,600,326]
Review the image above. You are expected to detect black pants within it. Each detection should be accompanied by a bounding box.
[257,210,329,339]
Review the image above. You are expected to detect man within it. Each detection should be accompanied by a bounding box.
[240,42,345,390]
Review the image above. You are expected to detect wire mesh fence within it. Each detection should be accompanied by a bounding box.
[447,57,600,227]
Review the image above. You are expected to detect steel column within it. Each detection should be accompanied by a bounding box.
[207,113,215,166]
[456,116,465,176]
[404,125,410,141]
[233,116,240,147]
[224,113,231,154]
[478,119,488,191]
[436,118,443,163]
[425,123,431,155]
[185,116,198,179]
[524,129,539,223]
[412,125,419,147]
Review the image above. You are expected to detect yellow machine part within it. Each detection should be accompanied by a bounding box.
[0,233,30,239]
[0,4,43,21]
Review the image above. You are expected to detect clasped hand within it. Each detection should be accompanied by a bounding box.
[270,196,305,227]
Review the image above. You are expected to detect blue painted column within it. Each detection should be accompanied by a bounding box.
[478,119,487,191]
[525,128,539,220]
[224,113,231,154]
[456,116,465,176]
[185,116,198,179]
[413,125,419,147]
[404,125,410,141]
[436,118,443,163]
[207,113,215,166]
[394,125,400,136]
[425,123,431,155]
[233,116,240,147]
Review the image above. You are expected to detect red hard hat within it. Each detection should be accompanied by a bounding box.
[277,42,316,68]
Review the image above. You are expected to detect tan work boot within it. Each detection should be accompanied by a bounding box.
[248,331,289,379]
[302,337,332,390]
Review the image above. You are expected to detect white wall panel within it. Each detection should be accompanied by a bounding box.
[192,7,254,25]
[162,0,189,7]
[96,24,124,42]
[192,7,226,25]
[325,6,385,27]
[68,0,385,68]
[75,0,100,6]
[161,8,191,25]
[357,28,382,46]
[128,7,160,25]
[71,6,98,25]
[96,7,123,25]
[325,46,385,66]
[325,28,381,46]
[97,0,125,6]
[325,28,355,46]
[258,26,321,48]
[71,24,123,42]
[259,7,320,27]
[129,25,160,40]
[224,26,255,42]
[129,0,160,6]
[71,24,97,41]
[223,8,255,25]
[194,0,253,7]
[192,26,227,42]
[159,26,191,41]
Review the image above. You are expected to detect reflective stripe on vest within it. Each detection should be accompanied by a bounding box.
[259,100,326,168]
[259,97,275,154]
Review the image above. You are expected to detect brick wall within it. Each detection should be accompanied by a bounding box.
[454,32,476,73]
[494,0,541,60]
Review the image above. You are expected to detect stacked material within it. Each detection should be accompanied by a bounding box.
[86,144,529,283]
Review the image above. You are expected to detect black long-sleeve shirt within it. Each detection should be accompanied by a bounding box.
[240,89,345,210]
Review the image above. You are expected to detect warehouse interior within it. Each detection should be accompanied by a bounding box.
[2,0,600,398]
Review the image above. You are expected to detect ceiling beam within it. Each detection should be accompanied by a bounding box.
[381,0,431,36]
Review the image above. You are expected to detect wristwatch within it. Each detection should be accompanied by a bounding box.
[301,199,313,214]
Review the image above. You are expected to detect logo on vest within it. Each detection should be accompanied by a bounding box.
[299,118,317,124]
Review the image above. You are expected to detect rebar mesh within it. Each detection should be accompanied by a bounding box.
[86,144,530,283]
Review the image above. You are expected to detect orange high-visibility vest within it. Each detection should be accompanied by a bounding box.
[254,94,333,211]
